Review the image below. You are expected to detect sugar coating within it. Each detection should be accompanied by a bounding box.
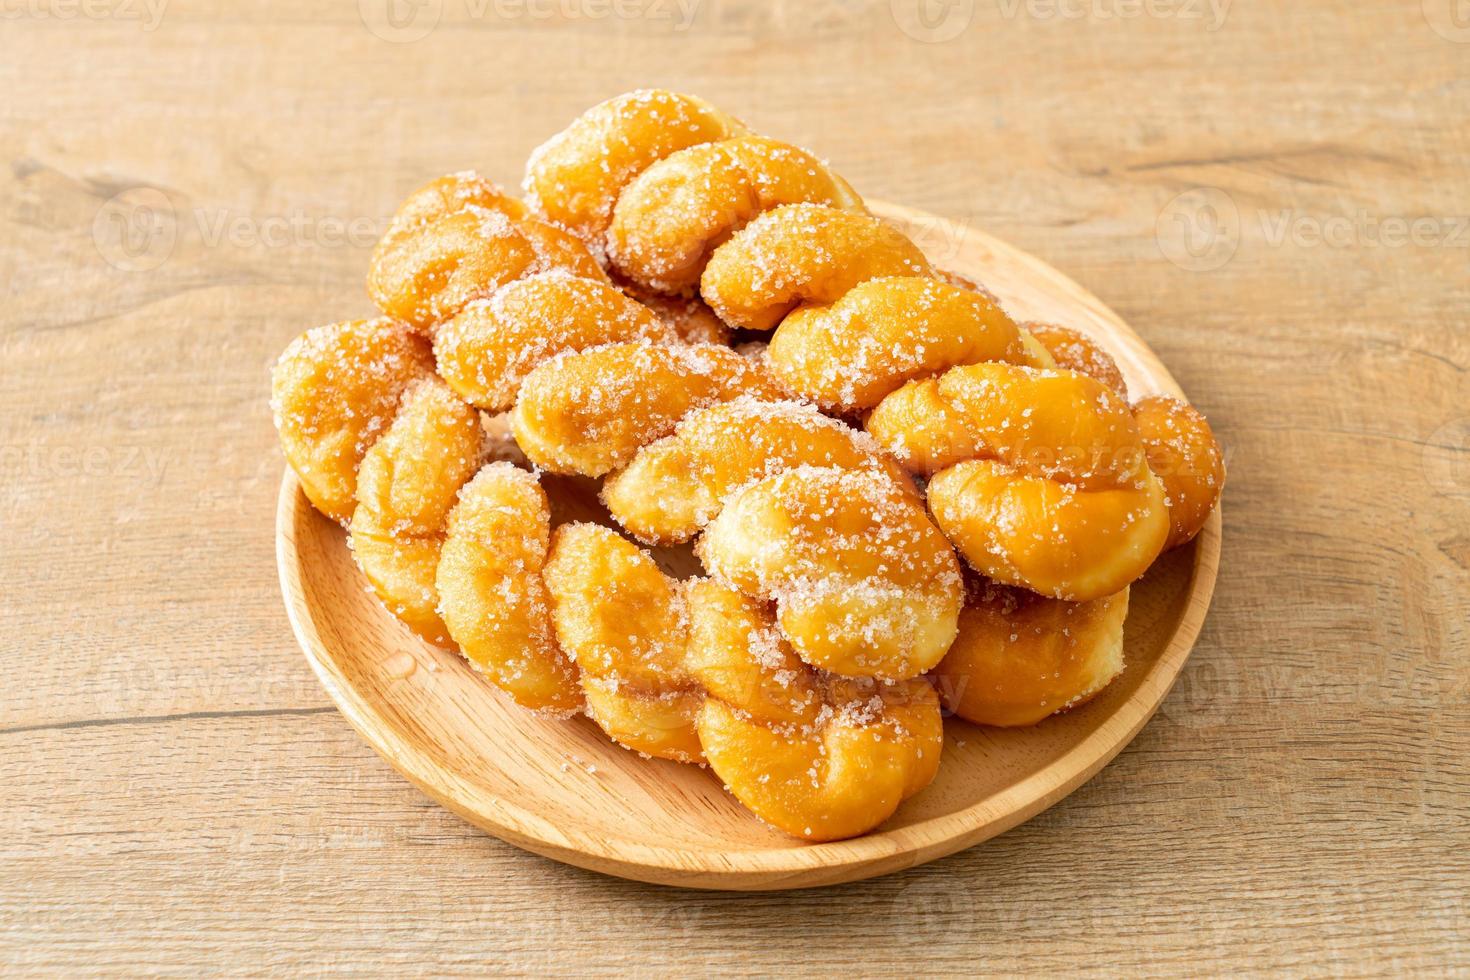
[349,377,485,644]
[699,465,963,680]
[433,271,676,413]
[1024,321,1130,400]
[367,200,607,331]
[767,276,1049,411]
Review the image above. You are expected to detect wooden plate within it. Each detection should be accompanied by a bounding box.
[275,202,1222,890]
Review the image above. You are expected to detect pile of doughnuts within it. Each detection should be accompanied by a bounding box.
[272,90,1224,841]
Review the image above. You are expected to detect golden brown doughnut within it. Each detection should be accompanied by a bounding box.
[349,377,484,642]
[701,204,933,331]
[271,317,434,524]
[932,581,1128,727]
[523,89,748,248]
[689,582,942,841]
[368,204,606,331]
[1025,321,1226,550]
[608,136,864,294]
[767,276,1052,411]
[542,523,704,762]
[432,271,676,413]
[1132,395,1226,548]
[538,524,945,838]
[372,171,528,259]
[601,396,917,545]
[435,463,582,713]
[698,465,963,680]
[866,363,1169,599]
[511,340,785,477]
[1023,321,1130,399]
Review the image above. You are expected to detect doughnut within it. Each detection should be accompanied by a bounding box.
[516,341,961,679]
[1023,322,1129,399]
[368,198,606,331]
[268,90,1229,843]
[608,136,864,293]
[372,171,528,259]
[701,204,933,331]
[703,201,1191,599]
[1132,395,1226,548]
[767,276,1052,411]
[699,465,962,680]
[432,271,676,413]
[932,581,1128,727]
[688,582,943,841]
[1023,322,1226,550]
[869,364,1169,600]
[523,89,748,248]
[511,340,785,477]
[542,523,703,762]
[435,463,581,713]
[349,377,484,642]
[271,317,434,524]
[601,395,917,545]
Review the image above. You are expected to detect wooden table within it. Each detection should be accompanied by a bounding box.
[3,1,1466,973]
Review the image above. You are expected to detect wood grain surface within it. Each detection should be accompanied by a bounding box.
[2,0,1466,973]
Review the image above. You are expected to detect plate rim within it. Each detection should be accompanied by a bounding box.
[274,203,1222,890]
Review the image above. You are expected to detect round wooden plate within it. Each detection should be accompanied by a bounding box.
[276,202,1222,891]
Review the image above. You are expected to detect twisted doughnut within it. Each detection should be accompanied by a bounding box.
[868,364,1169,600]
[511,339,785,477]
[435,463,581,713]
[933,581,1128,728]
[271,317,434,524]
[524,90,748,248]
[915,324,1219,727]
[432,270,677,413]
[698,465,962,680]
[689,581,942,841]
[601,395,918,545]
[1023,322,1226,549]
[278,175,692,703]
[349,376,484,643]
[525,90,872,295]
[607,135,864,293]
[542,523,704,762]
[367,174,606,331]
[702,204,933,331]
[541,520,943,839]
